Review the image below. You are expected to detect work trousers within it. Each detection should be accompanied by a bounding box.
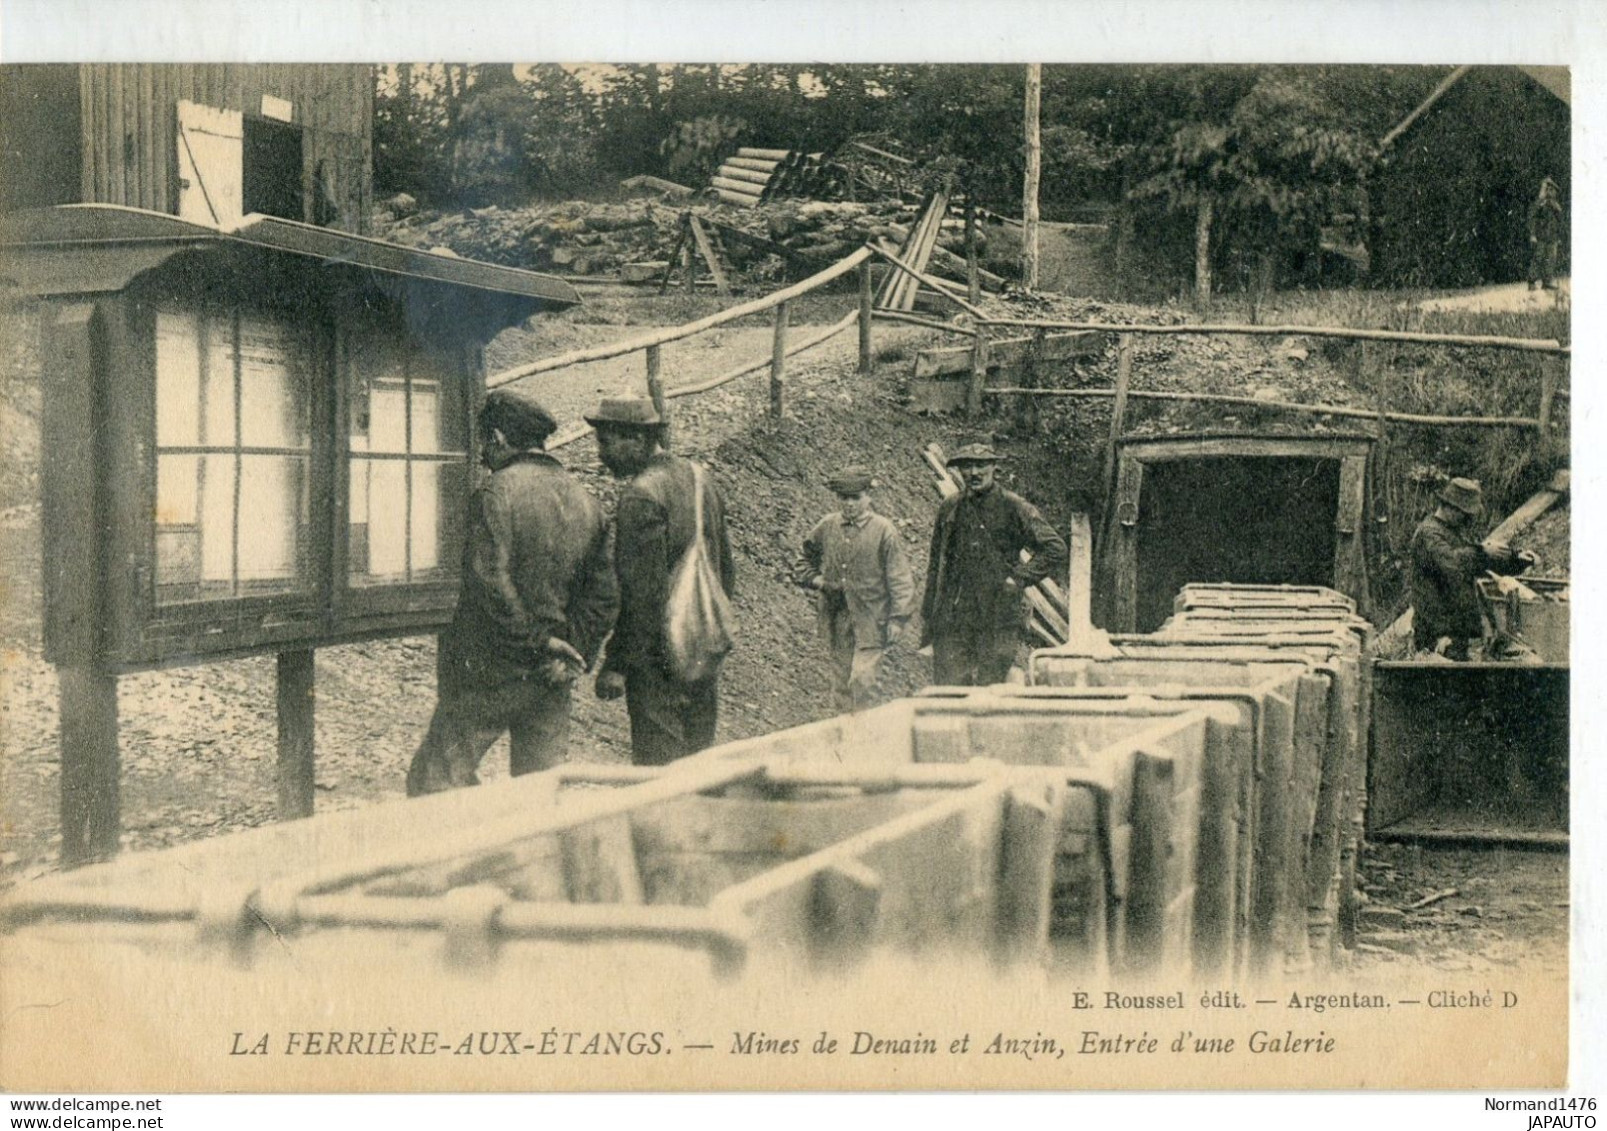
[406,679,572,796]
[824,612,888,713]
[931,630,1019,687]
[624,662,720,766]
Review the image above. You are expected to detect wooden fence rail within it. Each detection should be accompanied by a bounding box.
[977,317,1569,356]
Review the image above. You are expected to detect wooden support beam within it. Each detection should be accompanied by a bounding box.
[59,667,120,867]
[858,260,874,374]
[276,649,316,820]
[644,343,669,450]
[1103,333,1134,492]
[811,860,883,964]
[966,331,989,416]
[770,300,789,417]
[1486,469,1570,548]
[687,215,730,296]
[657,222,687,295]
[1063,513,1096,650]
[995,781,1063,963]
[912,330,1103,378]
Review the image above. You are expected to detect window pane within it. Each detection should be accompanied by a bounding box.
[418,460,468,582]
[199,453,235,584]
[203,317,236,446]
[237,454,307,585]
[155,312,201,446]
[369,381,408,453]
[155,454,201,594]
[156,453,199,526]
[412,381,440,454]
[239,316,309,449]
[355,458,408,583]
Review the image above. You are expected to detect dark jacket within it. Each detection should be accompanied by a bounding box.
[439,451,617,693]
[1409,511,1523,648]
[920,484,1068,644]
[600,452,735,677]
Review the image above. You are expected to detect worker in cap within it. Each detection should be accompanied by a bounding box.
[796,466,915,713]
[407,390,618,796]
[588,393,737,765]
[1409,476,1535,660]
[921,441,1068,685]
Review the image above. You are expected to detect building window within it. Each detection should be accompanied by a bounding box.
[346,332,469,587]
[153,308,311,603]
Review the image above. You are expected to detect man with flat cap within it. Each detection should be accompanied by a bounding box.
[796,467,916,712]
[1409,476,1535,661]
[407,389,619,796]
[920,443,1068,685]
[588,395,736,765]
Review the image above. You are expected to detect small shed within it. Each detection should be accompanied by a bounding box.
[1097,433,1373,633]
[1,203,580,864]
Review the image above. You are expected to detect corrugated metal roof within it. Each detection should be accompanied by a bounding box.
[0,204,581,308]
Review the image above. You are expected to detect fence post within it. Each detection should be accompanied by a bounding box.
[770,300,790,417]
[1538,355,1560,451]
[644,343,670,448]
[683,215,696,295]
[1103,333,1134,489]
[277,649,316,820]
[1015,327,1045,434]
[966,328,989,416]
[858,261,874,374]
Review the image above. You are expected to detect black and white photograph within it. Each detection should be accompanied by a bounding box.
[0,0,1595,1114]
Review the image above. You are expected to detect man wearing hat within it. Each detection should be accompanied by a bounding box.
[587,395,736,765]
[796,467,916,712]
[407,390,619,796]
[1410,476,1535,660]
[920,443,1068,685]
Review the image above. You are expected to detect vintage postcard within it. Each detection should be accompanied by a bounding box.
[0,0,1593,1107]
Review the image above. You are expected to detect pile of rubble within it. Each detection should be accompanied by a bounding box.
[373,192,1002,287]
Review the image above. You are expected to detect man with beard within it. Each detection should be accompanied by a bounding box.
[588,395,736,765]
[406,391,618,796]
[920,443,1067,686]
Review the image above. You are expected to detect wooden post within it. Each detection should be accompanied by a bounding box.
[277,649,316,820]
[966,330,989,416]
[59,668,120,866]
[1194,195,1214,311]
[1538,355,1560,450]
[644,343,669,449]
[1065,513,1095,650]
[1014,327,1044,435]
[770,300,789,417]
[1022,63,1041,291]
[964,194,981,306]
[682,215,696,295]
[1104,333,1134,489]
[858,261,874,374]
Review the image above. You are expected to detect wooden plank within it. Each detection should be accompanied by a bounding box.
[1062,513,1095,649]
[979,317,1567,356]
[966,332,988,416]
[560,815,646,904]
[1486,469,1569,547]
[490,246,875,388]
[811,861,882,963]
[40,304,102,668]
[59,667,121,867]
[1333,455,1370,615]
[1026,586,1069,642]
[1104,333,1134,494]
[687,215,730,296]
[912,330,1105,378]
[858,260,874,374]
[276,649,316,820]
[770,300,789,417]
[1106,457,1143,633]
[725,156,781,173]
[1124,750,1175,974]
[873,309,977,337]
[872,241,986,320]
[713,188,762,208]
[995,780,1064,964]
[737,147,792,161]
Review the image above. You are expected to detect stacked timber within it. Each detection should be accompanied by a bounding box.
[710,148,829,207]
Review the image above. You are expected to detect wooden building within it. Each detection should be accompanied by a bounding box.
[1,63,373,232]
[0,65,582,866]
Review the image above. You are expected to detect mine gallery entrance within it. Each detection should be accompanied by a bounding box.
[1097,434,1373,634]
[1136,456,1340,633]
